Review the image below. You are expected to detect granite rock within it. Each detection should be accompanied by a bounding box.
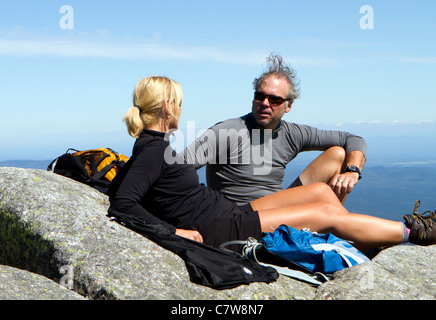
[0,167,434,300]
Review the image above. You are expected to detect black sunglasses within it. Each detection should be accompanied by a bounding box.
[254,91,291,106]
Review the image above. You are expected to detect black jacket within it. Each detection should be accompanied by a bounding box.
[108,129,226,235]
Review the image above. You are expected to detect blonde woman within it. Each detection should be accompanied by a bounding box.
[108,76,436,250]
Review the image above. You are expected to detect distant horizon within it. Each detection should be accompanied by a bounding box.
[1,119,436,164]
[2,153,436,169]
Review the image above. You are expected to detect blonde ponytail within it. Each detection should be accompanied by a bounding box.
[123,106,144,139]
[123,76,183,138]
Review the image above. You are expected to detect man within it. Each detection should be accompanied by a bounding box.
[181,54,366,206]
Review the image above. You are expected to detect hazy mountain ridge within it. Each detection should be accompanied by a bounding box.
[0,160,52,170]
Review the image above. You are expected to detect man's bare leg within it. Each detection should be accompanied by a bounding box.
[288,147,365,203]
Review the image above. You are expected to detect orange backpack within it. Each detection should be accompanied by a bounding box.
[48,148,129,193]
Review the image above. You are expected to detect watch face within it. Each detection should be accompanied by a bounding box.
[346,165,362,179]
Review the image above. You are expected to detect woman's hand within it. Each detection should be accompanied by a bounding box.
[175,229,204,243]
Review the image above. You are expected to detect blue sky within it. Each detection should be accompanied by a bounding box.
[0,0,435,163]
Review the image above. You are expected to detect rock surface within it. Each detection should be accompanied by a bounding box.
[0,265,85,300]
[0,167,435,300]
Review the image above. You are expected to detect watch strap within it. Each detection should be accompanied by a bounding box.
[345,165,362,180]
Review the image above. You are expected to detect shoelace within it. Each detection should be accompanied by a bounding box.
[412,200,436,229]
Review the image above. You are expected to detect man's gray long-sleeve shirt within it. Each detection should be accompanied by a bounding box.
[181,113,367,205]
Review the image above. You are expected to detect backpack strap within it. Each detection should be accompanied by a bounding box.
[311,243,369,266]
[66,148,81,154]
[92,162,117,181]
[91,149,127,182]
[221,237,327,286]
[258,263,324,286]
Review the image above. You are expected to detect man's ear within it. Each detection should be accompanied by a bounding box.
[285,101,293,113]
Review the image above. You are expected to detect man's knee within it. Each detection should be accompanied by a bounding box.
[298,147,346,186]
[325,146,346,164]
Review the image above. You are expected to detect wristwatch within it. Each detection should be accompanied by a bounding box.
[345,165,362,180]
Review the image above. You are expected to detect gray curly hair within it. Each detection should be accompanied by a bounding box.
[253,53,301,101]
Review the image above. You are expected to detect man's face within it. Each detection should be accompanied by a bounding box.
[251,76,292,130]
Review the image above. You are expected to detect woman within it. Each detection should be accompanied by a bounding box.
[108,76,436,250]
